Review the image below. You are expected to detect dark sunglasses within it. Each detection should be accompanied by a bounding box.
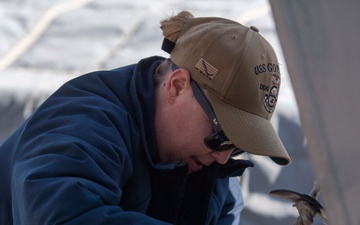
[190,79,244,156]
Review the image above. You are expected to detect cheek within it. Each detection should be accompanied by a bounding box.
[169,95,214,159]
[180,98,211,136]
[181,104,213,153]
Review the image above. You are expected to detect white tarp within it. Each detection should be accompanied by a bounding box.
[269,0,360,224]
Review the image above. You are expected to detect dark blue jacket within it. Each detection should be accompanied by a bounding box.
[0,56,252,225]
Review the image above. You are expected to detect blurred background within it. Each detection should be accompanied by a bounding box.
[3,0,356,224]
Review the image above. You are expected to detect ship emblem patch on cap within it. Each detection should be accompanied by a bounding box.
[264,73,280,113]
[194,58,218,80]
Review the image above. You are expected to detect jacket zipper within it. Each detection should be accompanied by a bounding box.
[174,173,189,225]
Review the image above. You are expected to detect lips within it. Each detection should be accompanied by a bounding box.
[188,156,204,172]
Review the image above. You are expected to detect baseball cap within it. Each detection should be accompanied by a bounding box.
[160,12,291,165]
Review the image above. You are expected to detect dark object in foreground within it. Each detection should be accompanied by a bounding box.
[269,182,327,225]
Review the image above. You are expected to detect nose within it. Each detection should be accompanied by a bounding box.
[210,150,233,165]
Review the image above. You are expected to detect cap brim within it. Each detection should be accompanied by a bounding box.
[206,91,291,166]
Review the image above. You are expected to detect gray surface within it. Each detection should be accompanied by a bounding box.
[269,1,360,224]
[0,1,319,224]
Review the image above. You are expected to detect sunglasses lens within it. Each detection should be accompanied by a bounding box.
[231,148,244,156]
[205,130,236,151]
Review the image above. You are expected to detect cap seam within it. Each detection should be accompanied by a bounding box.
[224,28,255,99]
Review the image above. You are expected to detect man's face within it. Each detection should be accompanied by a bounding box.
[158,71,233,173]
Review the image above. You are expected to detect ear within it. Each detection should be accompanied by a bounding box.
[167,68,191,102]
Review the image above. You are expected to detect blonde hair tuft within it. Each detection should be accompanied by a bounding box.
[160,11,194,43]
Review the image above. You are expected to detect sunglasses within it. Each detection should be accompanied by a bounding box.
[190,79,244,156]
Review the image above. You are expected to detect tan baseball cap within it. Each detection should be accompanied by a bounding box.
[161,15,291,165]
